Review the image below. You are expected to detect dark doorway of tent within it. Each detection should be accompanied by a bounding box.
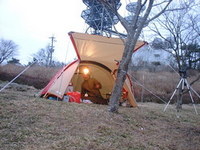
[40,61,113,104]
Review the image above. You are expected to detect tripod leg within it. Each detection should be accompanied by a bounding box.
[185,79,198,115]
[190,86,200,99]
[176,79,184,111]
[164,78,183,112]
[176,87,183,112]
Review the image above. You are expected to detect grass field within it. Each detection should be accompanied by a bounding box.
[0,82,200,150]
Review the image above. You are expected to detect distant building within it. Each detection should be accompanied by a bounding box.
[131,45,176,71]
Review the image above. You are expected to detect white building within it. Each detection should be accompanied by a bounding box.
[131,45,175,71]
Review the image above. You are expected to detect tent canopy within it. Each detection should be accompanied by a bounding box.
[69,32,146,71]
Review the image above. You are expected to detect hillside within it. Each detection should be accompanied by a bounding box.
[0,82,200,150]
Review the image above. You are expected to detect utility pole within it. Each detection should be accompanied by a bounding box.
[49,35,56,66]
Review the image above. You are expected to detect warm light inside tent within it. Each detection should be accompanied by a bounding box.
[83,67,90,75]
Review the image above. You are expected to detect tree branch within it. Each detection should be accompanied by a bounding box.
[147,0,172,24]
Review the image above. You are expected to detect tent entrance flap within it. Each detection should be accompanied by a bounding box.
[45,60,80,99]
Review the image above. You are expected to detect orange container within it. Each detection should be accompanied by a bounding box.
[67,92,81,103]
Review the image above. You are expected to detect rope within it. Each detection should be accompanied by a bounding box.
[167,63,179,76]
[0,60,37,92]
[131,75,167,104]
[57,38,74,100]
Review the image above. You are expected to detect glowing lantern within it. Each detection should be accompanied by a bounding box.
[83,67,90,75]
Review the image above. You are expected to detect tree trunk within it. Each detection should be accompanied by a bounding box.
[109,37,135,112]
[98,0,173,113]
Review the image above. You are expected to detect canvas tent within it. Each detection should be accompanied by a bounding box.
[40,32,146,107]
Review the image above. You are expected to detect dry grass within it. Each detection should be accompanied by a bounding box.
[129,70,200,103]
[0,64,199,102]
[0,64,59,78]
[0,64,60,89]
[0,82,200,150]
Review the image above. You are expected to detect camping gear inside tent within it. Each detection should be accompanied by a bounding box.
[40,32,147,107]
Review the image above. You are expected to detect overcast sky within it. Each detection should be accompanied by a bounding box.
[0,0,87,64]
[0,0,156,65]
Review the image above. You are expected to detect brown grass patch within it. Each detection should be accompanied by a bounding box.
[0,64,199,103]
[0,82,200,150]
[0,64,60,89]
[129,70,200,104]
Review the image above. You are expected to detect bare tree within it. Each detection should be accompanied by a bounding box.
[182,43,200,69]
[33,45,63,67]
[97,0,173,112]
[148,0,200,110]
[190,1,200,36]
[148,0,199,70]
[0,38,18,64]
[33,45,51,67]
[189,4,200,70]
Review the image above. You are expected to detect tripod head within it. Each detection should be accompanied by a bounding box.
[179,66,187,78]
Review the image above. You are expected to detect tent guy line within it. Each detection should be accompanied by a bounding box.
[131,75,167,104]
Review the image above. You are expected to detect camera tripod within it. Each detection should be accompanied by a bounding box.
[164,76,199,115]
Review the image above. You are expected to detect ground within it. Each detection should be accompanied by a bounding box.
[0,82,200,150]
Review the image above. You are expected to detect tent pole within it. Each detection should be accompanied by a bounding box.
[0,60,37,92]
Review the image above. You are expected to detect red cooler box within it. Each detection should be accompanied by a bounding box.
[67,92,81,103]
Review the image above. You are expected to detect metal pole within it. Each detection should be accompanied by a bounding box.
[0,60,36,92]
